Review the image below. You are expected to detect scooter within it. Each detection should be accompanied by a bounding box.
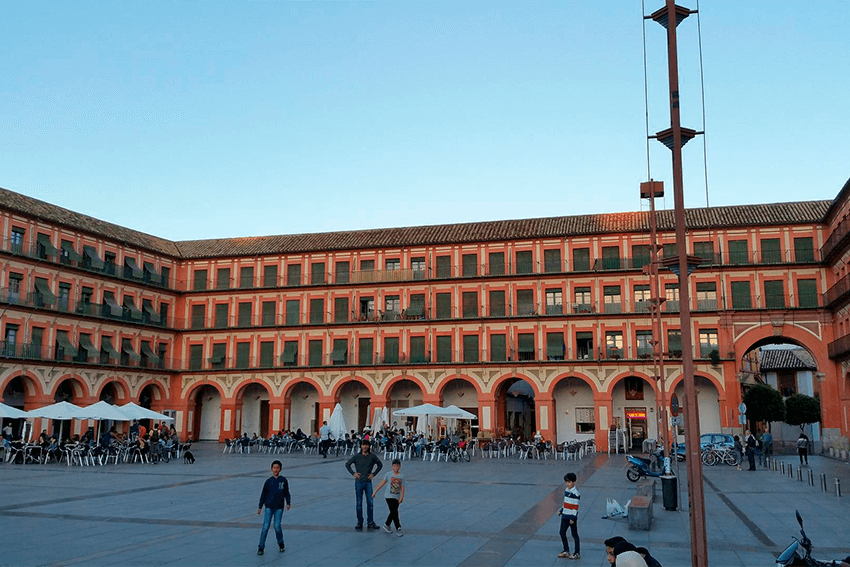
[776,510,843,566]
[625,451,665,482]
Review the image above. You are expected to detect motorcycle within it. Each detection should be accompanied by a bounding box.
[625,451,665,482]
[776,510,844,566]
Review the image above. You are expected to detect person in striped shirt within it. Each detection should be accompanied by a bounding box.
[557,472,581,560]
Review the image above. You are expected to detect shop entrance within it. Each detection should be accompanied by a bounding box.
[625,408,647,451]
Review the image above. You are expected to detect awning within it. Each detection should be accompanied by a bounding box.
[142,301,161,323]
[281,343,298,363]
[122,341,141,363]
[101,337,120,359]
[208,352,225,365]
[331,342,348,362]
[83,245,105,270]
[36,233,57,257]
[124,298,143,321]
[125,258,143,279]
[61,241,82,263]
[104,295,123,317]
[140,342,161,365]
[546,343,564,358]
[78,335,99,359]
[55,332,78,357]
[143,262,162,284]
[34,279,56,305]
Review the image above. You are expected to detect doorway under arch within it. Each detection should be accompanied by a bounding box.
[288,382,319,436]
[192,385,221,441]
[387,379,423,430]
[495,378,535,442]
[439,378,479,439]
[552,377,596,444]
[611,376,657,451]
[238,383,270,438]
[337,380,371,435]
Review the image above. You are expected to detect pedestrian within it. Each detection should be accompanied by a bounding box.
[635,546,663,566]
[733,435,743,470]
[797,431,810,465]
[372,457,405,536]
[604,536,627,565]
[345,439,383,530]
[557,472,581,560]
[762,429,773,467]
[256,459,291,555]
[745,429,757,471]
[319,420,331,458]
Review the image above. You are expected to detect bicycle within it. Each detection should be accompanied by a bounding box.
[448,442,471,462]
[701,443,737,466]
[149,441,170,464]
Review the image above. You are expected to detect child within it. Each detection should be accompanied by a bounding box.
[557,472,580,560]
[256,460,291,555]
[372,457,405,536]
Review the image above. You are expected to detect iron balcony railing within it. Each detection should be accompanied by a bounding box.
[0,340,175,371]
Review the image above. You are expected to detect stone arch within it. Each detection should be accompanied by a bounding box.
[186,380,226,402]
[330,376,376,401]
[436,374,484,399]
[551,374,600,444]
[287,381,320,436]
[734,325,827,372]
[282,376,324,400]
[234,380,272,438]
[549,372,600,395]
[50,375,89,401]
[379,374,429,399]
[138,382,168,408]
[96,378,131,403]
[333,379,374,435]
[606,371,659,396]
[489,372,541,398]
[189,384,222,441]
[668,371,727,402]
[385,378,425,430]
[491,373,538,441]
[669,374,723,438]
[608,372,658,451]
[437,376,480,439]
[1,372,43,402]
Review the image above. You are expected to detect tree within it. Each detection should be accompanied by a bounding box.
[784,394,821,429]
[742,384,785,424]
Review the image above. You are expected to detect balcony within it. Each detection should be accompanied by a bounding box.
[828,334,850,360]
[0,340,173,371]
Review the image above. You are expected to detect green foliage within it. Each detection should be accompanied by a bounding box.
[708,349,721,366]
[742,384,785,423]
[784,394,821,426]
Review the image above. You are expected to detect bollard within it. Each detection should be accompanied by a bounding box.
[789,465,794,479]
[772,459,777,472]
[808,469,814,486]
[797,466,802,481]
[781,461,786,474]
[836,478,842,498]
[821,473,828,492]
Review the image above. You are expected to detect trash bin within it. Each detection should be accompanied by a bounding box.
[661,474,677,511]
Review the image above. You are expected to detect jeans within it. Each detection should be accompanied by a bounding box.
[258,507,283,549]
[559,515,580,554]
[385,498,401,529]
[355,479,374,524]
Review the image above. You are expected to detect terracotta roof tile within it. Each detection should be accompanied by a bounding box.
[759,348,817,371]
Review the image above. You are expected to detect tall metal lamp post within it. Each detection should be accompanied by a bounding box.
[647,1,709,566]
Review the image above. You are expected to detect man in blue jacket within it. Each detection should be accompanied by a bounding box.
[256,460,291,555]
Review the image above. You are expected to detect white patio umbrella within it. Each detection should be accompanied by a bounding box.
[370,407,382,432]
[79,401,131,421]
[443,405,477,419]
[0,401,29,419]
[118,402,174,423]
[381,406,390,429]
[393,403,445,435]
[26,401,87,442]
[327,403,347,440]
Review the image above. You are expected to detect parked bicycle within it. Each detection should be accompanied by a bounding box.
[701,443,738,466]
[448,442,470,462]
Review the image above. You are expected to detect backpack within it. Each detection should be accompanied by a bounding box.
[796,437,807,448]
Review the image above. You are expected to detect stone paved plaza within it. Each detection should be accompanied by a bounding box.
[1,443,848,566]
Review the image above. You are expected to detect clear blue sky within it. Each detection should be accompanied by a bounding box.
[2,1,848,241]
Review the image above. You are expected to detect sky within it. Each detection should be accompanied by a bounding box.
[2,1,848,242]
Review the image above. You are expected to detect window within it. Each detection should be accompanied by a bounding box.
[636,330,653,358]
[693,241,715,264]
[159,302,169,326]
[209,343,226,369]
[236,343,251,369]
[463,335,479,362]
[103,251,116,275]
[287,264,302,286]
[667,329,682,357]
[238,302,252,327]
[121,338,140,366]
[729,280,751,309]
[57,283,71,312]
[214,303,229,328]
[545,289,563,315]
[216,268,231,289]
[407,294,425,319]
[631,245,650,269]
[308,339,323,366]
[410,336,426,363]
[517,333,535,361]
[123,295,142,321]
[760,238,782,264]
[698,329,718,358]
[285,300,300,325]
[574,287,592,312]
[193,269,208,291]
[665,283,680,312]
[576,331,593,360]
[334,297,349,322]
[10,227,24,254]
[36,233,56,260]
[634,285,651,312]
[490,334,507,361]
[797,279,818,308]
[102,290,121,318]
[360,259,374,272]
[3,324,18,357]
[728,240,748,265]
[160,266,171,288]
[411,257,426,279]
[488,252,505,275]
[142,299,160,324]
[189,344,204,370]
[436,256,451,278]
[546,332,564,360]
[663,243,678,259]
[309,298,325,324]
[78,286,93,314]
[794,237,815,263]
[358,337,373,365]
[383,337,399,363]
[384,295,400,319]
[515,250,533,274]
[385,258,400,271]
[544,249,561,273]
[359,296,374,320]
[259,342,274,367]
[436,292,452,318]
[262,301,276,325]
[462,254,477,277]
[764,280,785,308]
[778,371,797,397]
[331,339,348,365]
[462,291,478,318]
[239,267,254,288]
[100,336,118,364]
[279,341,298,366]
[695,282,717,310]
[575,407,596,433]
[603,285,621,314]
[335,261,350,284]
[157,344,167,369]
[8,272,22,301]
[516,289,534,315]
[572,248,590,271]
[60,239,76,264]
[33,277,55,307]
[263,264,278,287]
[311,262,325,284]
[436,336,452,362]
[605,332,623,358]
[601,246,620,270]
[29,327,44,359]
[489,290,505,317]
[191,304,206,329]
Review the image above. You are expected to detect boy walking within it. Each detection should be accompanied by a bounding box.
[372,458,405,536]
[557,472,580,560]
[256,460,291,555]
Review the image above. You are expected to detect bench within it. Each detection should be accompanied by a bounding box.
[628,479,656,531]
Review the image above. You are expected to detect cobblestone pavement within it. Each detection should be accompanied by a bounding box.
[1,443,848,566]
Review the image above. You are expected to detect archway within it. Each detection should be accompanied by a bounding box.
[1,376,29,439]
[439,378,479,439]
[99,382,120,404]
[387,379,423,431]
[552,376,596,444]
[495,377,535,442]
[611,376,657,451]
[671,375,721,442]
[288,382,319,437]
[52,377,86,441]
[191,385,222,441]
[238,383,271,438]
[337,380,371,435]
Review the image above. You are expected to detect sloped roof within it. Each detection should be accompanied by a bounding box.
[759,348,817,371]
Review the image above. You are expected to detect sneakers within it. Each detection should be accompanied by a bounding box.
[257,548,264,556]
[569,552,580,560]
[382,524,393,533]
[395,527,403,537]
[367,522,380,530]
[279,543,285,553]
[355,522,363,530]
[557,552,572,559]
